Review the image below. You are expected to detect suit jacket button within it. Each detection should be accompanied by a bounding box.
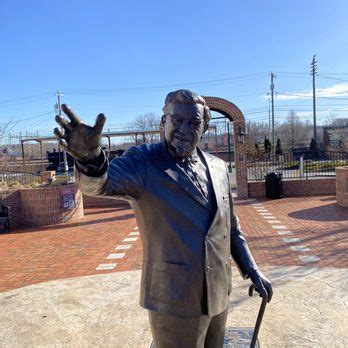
[224,234,227,239]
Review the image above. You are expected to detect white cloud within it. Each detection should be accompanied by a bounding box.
[272,83,348,100]
[296,111,312,117]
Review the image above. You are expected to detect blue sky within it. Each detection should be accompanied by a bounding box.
[1,0,348,137]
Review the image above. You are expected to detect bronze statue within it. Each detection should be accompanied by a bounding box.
[54,90,272,348]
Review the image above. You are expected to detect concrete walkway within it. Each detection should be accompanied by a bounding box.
[1,266,347,347]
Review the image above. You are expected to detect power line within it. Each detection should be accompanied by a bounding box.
[63,74,268,95]
[276,92,348,100]
[0,92,53,106]
[273,74,309,79]
[0,95,53,109]
[319,72,348,75]
[16,112,53,123]
[273,71,308,75]
[0,111,53,123]
[317,74,348,83]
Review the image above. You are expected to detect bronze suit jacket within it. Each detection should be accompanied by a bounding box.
[76,141,257,318]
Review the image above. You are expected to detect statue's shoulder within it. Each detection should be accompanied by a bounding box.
[136,142,163,158]
[200,149,226,167]
[121,143,158,159]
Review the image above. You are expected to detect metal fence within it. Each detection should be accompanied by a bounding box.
[0,170,42,187]
[55,170,76,183]
[247,150,348,181]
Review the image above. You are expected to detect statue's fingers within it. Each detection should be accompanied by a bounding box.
[58,138,69,151]
[54,127,66,139]
[258,284,268,301]
[61,104,80,125]
[266,284,273,303]
[55,115,72,132]
[94,113,106,134]
[254,281,268,300]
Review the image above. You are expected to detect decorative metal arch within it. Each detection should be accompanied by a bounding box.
[203,96,248,198]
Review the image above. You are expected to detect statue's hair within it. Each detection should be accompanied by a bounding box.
[162,89,211,124]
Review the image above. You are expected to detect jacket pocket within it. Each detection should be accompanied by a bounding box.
[150,262,189,306]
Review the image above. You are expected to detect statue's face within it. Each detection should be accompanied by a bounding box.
[163,103,206,158]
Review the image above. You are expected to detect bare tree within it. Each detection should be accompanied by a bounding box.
[245,121,269,158]
[211,120,227,148]
[277,110,312,150]
[128,113,161,143]
[0,121,16,172]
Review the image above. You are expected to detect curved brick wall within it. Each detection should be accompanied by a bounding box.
[82,194,130,208]
[336,167,348,207]
[1,190,21,227]
[20,184,84,226]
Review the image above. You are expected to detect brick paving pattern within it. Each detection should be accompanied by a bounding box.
[236,195,348,268]
[0,195,346,293]
[0,205,142,292]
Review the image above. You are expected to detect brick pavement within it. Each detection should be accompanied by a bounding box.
[239,195,348,268]
[0,195,346,293]
[0,205,142,292]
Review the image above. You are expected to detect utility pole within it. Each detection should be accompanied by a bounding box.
[270,73,276,151]
[267,94,271,137]
[310,55,317,142]
[56,90,62,117]
[56,90,68,173]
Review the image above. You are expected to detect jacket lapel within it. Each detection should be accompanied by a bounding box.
[149,142,211,210]
[199,149,224,233]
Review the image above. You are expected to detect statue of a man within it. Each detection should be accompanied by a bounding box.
[54,90,272,348]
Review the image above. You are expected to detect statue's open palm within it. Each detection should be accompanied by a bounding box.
[54,104,106,163]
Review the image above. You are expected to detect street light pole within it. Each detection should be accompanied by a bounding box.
[227,122,232,173]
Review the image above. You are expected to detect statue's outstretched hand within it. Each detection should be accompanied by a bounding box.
[249,270,273,303]
[54,104,106,163]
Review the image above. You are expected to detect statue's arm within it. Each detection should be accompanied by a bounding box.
[229,189,258,279]
[75,146,146,201]
[227,169,273,302]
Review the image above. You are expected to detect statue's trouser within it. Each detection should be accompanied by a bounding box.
[148,308,228,348]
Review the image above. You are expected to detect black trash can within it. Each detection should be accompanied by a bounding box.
[265,172,283,199]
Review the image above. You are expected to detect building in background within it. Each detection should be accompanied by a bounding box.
[322,118,348,151]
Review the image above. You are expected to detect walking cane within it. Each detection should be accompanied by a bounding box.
[248,284,268,348]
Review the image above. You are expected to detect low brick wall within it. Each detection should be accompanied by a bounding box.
[20,184,84,226]
[1,190,22,227]
[82,194,130,208]
[248,177,336,198]
[336,167,348,207]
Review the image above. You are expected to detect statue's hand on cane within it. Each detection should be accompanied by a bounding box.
[249,269,273,303]
[53,104,106,163]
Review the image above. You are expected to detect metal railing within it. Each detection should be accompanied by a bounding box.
[0,170,41,187]
[247,150,348,181]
